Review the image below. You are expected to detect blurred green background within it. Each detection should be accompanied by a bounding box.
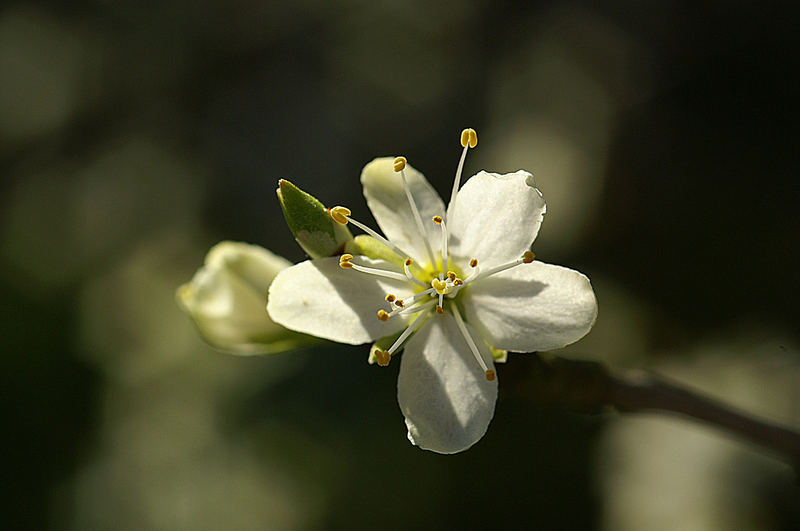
[2,1,799,529]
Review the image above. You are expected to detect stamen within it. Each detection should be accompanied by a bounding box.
[392,298,436,317]
[446,128,477,221]
[458,258,480,286]
[432,215,449,274]
[377,310,389,322]
[374,349,391,367]
[438,293,444,308]
[339,254,354,269]
[450,304,493,381]
[330,205,411,259]
[403,258,427,288]
[395,157,437,268]
[463,251,536,286]
[435,304,444,314]
[395,287,435,309]
[340,254,408,282]
[385,294,396,303]
[447,271,456,281]
[385,311,429,356]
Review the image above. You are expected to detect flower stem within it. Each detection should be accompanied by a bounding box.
[502,354,800,472]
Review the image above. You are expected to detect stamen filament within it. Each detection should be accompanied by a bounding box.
[344,214,411,259]
[396,161,437,268]
[386,311,429,355]
[403,258,428,288]
[432,215,449,277]
[396,287,435,307]
[340,255,409,282]
[391,298,436,317]
[450,304,494,381]
[463,252,534,286]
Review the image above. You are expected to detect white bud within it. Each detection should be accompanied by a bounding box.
[177,241,307,354]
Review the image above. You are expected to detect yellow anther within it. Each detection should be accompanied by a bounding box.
[329,206,351,225]
[395,299,404,307]
[436,305,445,315]
[404,258,413,266]
[377,310,390,322]
[522,250,536,264]
[432,215,443,225]
[374,350,391,367]
[339,254,354,269]
[485,369,496,381]
[469,258,478,268]
[385,294,396,303]
[460,128,477,148]
[453,278,464,286]
[447,271,456,281]
[393,156,407,172]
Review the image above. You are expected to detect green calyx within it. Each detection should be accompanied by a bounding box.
[276,179,352,259]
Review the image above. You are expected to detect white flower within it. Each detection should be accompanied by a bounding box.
[267,129,597,453]
[177,241,308,355]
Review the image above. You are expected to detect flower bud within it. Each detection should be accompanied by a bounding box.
[176,241,314,354]
[276,179,352,258]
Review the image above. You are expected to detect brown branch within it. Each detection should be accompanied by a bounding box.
[502,354,800,468]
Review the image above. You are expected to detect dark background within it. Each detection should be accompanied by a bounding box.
[2,1,799,529]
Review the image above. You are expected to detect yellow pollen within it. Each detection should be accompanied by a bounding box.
[375,350,391,367]
[436,305,445,314]
[447,271,456,281]
[404,257,413,266]
[377,310,389,322]
[522,250,536,264]
[460,128,478,148]
[469,258,478,268]
[385,294,396,303]
[432,215,443,225]
[485,369,496,381]
[395,299,404,307]
[339,254,354,269]
[329,206,351,225]
[393,156,407,172]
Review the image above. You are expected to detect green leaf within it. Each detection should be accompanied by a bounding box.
[276,179,352,258]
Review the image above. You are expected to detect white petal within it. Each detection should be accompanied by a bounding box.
[462,261,597,352]
[267,256,416,344]
[448,170,546,268]
[397,314,497,454]
[177,242,296,354]
[361,157,445,267]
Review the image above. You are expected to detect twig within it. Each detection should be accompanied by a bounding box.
[502,354,800,468]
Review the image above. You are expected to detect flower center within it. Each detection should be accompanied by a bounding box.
[330,128,534,382]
